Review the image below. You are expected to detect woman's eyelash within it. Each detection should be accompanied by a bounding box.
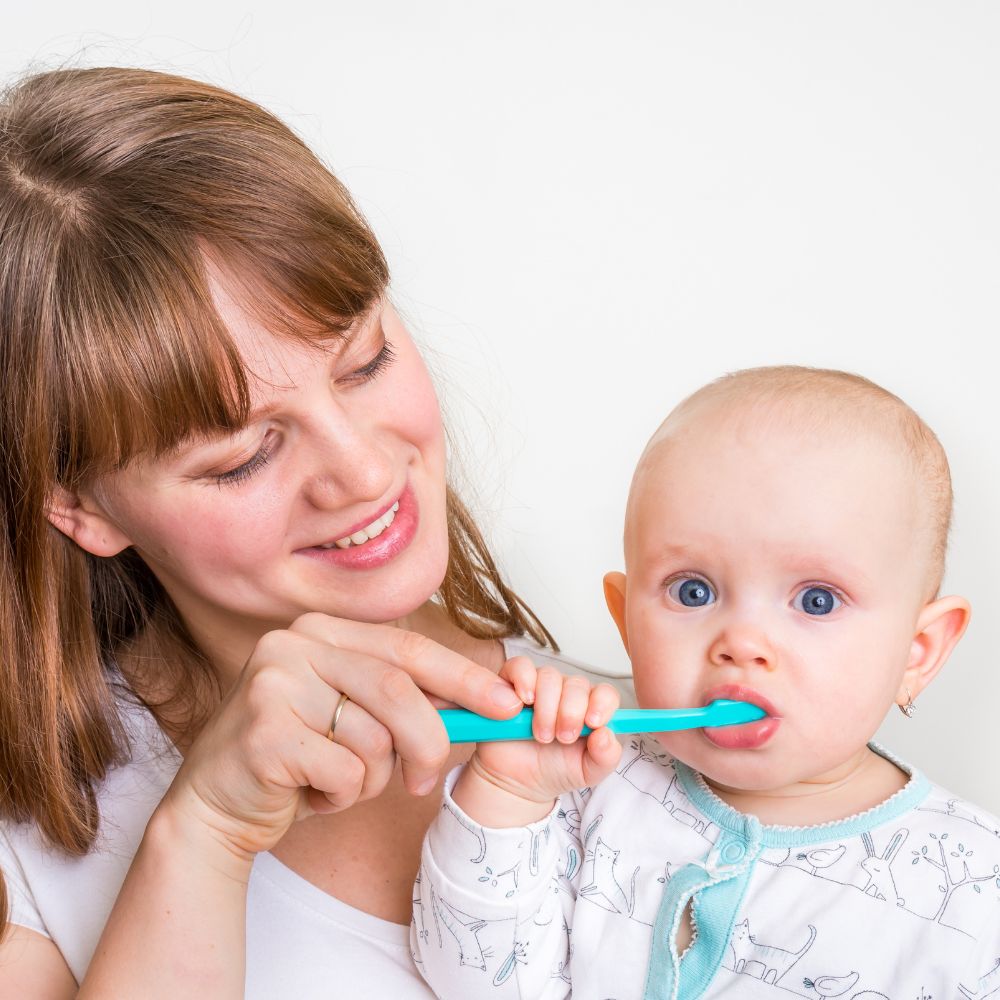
[351,341,396,383]
[213,439,275,487]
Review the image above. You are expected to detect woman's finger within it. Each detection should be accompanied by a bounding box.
[288,614,523,717]
[288,728,368,817]
[292,641,453,795]
[317,698,398,802]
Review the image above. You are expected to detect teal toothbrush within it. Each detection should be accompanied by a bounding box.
[439,699,766,744]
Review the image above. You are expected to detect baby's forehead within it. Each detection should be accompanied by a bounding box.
[623,386,949,594]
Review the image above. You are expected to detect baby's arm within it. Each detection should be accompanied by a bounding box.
[412,774,589,999]
[456,656,621,827]
[411,659,621,999]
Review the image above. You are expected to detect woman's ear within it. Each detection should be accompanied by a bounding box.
[603,571,630,654]
[898,594,971,706]
[46,484,133,557]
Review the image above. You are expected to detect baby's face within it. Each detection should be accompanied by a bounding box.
[617,408,932,792]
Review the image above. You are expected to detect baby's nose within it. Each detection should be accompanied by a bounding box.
[708,625,776,671]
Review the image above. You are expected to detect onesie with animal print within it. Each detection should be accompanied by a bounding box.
[411,741,1000,999]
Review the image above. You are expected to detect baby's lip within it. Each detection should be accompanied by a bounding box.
[701,684,780,719]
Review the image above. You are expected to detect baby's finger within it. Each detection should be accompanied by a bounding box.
[581,727,623,786]
[555,676,593,744]
[531,667,563,743]
[499,655,537,706]
[584,683,621,730]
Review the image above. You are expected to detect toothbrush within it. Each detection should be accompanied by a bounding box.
[439,699,766,744]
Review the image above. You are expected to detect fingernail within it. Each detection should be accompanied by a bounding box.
[557,729,576,744]
[536,728,553,743]
[491,683,522,710]
[414,776,437,796]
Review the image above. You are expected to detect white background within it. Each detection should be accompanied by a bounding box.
[3,3,998,813]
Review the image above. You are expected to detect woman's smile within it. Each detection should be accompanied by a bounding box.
[297,482,420,571]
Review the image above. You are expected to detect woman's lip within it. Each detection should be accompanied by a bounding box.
[296,484,418,570]
[310,492,403,549]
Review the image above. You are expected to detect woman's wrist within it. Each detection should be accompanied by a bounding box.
[452,753,556,828]
[148,788,258,884]
[79,787,251,998]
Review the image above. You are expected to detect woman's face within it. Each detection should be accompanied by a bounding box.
[83,269,449,663]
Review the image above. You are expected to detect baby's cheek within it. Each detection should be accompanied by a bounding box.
[632,661,687,710]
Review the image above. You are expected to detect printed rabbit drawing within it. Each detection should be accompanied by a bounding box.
[859,829,907,906]
[727,918,817,984]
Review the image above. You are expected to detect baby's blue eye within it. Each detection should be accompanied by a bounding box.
[668,577,716,608]
[795,586,841,616]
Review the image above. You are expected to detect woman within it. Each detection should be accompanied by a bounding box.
[0,66,628,996]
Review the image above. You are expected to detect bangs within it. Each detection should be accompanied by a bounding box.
[53,223,386,484]
[0,65,389,487]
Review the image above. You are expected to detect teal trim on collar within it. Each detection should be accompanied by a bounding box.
[673,742,933,850]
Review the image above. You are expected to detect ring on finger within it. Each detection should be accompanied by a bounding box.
[327,692,350,742]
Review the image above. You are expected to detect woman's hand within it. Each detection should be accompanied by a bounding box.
[452,657,622,828]
[157,612,525,862]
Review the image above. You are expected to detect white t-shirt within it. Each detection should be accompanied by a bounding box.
[0,635,632,995]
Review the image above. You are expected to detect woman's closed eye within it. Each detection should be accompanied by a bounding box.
[213,433,278,487]
[341,340,396,385]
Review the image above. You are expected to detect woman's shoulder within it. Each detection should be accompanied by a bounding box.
[0,687,179,982]
[501,633,636,707]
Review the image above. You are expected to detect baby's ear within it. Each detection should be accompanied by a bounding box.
[603,572,630,654]
[899,594,971,705]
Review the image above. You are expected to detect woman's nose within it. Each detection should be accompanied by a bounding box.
[708,622,777,671]
[301,410,395,509]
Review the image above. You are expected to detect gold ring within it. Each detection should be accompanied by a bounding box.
[327,692,350,741]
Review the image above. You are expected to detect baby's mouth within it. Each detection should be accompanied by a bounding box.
[701,685,781,750]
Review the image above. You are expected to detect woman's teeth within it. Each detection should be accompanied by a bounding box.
[320,502,399,549]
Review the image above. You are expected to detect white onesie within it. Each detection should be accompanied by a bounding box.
[412,738,1000,999]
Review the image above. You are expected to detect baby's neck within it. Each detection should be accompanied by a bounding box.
[702,745,910,827]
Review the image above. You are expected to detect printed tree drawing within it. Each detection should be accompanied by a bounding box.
[911,831,1000,923]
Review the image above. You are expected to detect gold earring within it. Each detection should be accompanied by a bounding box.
[899,688,916,719]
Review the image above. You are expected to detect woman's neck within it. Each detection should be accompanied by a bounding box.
[702,745,910,827]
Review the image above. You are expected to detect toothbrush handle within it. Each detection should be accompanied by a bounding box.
[438,701,764,744]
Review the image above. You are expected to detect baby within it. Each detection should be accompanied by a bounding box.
[411,367,1000,998]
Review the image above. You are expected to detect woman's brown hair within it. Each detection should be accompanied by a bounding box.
[0,66,554,930]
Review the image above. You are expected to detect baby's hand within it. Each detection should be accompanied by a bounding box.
[452,657,622,828]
